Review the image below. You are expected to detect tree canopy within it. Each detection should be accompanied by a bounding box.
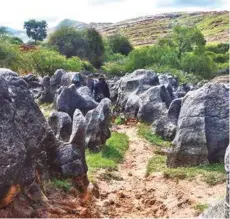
[160,25,206,60]
[107,34,133,56]
[24,19,47,44]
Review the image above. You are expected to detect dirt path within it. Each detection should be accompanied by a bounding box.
[94,124,226,218]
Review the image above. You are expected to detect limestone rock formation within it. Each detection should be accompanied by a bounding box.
[48,111,72,142]
[167,83,229,167]
[152,98,182,140]
[22,74,43,99]
[55,85,98,117]
[38,76,54,104]
[114,69,176,123]
[85,98,111,152]
[0,68,88,211]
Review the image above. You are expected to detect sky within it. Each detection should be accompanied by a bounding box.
[0,0,228,29]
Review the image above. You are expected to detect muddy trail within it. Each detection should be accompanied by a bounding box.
[93,124,225,218]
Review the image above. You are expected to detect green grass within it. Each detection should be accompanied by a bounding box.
[146,154,226,186]
[193,203,209,214]
[86,132,129,177]
[137,123,171,147]
[39,103,54,120]
[114,116,125,125]
[47,178,72,192]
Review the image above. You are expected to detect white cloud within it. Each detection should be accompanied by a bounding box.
[0,0,228,29]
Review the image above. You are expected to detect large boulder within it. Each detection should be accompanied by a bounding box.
[85,98,111,152]
[54,109,88,178]
[0,69,88,210]
[167,83,229,167]
[0,69,58,207]
[114,70,177,123]
[48,111,72,142]
[137,85,171,123]
[152,98,182,140]
[55,85,98,117]
[115,69,159,112]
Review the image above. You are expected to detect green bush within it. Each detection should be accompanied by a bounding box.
[0,41,27,72]
[181,53,217,79]
[27,48,66,76]
[206,43,229,54]
[107,34,133,56]
[64,57,84,71]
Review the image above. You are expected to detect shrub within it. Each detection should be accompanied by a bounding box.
[27,48,66,76]
[181,53,217,79]
[64,56,83,71]
[206,43,229,54]
[0,41,27,72]
[107,34,133,56]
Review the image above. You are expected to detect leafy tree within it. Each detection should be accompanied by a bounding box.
[84,28,104,68]
[24,19,47,44]
[48,26,88,58]
[108,34,133,56]
[164,25,206,60]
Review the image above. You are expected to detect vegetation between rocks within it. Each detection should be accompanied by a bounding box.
[46,178,72,192]
[86,132,129,177]
[146,154,226,186]
[137,123,171,148]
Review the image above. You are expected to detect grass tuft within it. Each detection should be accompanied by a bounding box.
[86,132,129,179]
[48,178,72,192]
[137,123,171,147]
[193,203,209,214]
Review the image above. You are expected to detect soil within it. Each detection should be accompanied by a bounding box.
[93,124,226,218]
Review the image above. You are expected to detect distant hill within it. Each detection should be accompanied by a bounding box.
[98,11,229,46]
[4,27,29,42]
[3,11,228,45]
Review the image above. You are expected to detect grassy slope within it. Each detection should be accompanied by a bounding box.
[101,11,229,46]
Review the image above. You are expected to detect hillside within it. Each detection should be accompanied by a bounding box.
[3,11,228,45]
[99,11,229,46]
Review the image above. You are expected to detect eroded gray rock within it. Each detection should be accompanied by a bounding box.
[85,98,111,152]
[55,85,98,117]
[0,69,88,209]
[48,111,72,142]
[167,83,229,167]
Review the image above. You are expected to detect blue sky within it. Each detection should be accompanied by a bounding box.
[0,0,228,29]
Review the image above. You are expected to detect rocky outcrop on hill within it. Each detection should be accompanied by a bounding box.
[167,83,229,167]
[85,98,111,152]
[0,68,88,212]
